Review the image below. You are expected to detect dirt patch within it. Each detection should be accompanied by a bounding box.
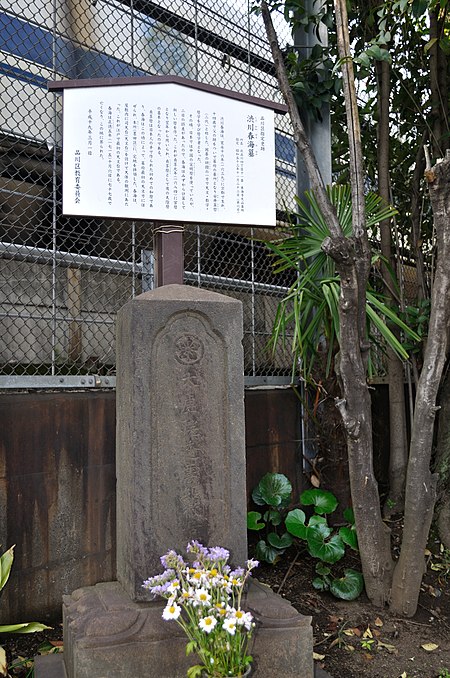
[1,625,63,676]
[255,542,450,678]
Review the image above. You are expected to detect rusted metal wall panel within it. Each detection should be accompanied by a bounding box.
[0,392,116,622]
[245,388,304,504]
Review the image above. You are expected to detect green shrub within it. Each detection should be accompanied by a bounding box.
[247,473,363,600]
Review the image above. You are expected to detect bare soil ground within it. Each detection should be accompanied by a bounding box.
[1,626,63,676]
[254,536,450,678]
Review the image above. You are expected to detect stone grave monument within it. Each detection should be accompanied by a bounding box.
[35,284,313,678]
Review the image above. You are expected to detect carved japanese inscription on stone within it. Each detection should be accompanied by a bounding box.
[152,312,230,544]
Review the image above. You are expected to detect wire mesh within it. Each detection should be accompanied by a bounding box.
[0,0,298,385]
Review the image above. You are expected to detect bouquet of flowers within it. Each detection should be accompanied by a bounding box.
[143,541,258,678]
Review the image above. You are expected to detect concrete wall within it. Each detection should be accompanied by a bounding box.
[0,259,133,367]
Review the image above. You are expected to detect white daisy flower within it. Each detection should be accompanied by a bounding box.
[162,601,181,621]
[235,609,253,630]
[167,579,181,595]
[214,602,227,617]
[189,570,206,586]
[223,617,237,635]
[194,587,211,606]
[199,615,217,633]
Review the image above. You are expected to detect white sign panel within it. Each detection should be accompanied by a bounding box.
[62,82,276,226]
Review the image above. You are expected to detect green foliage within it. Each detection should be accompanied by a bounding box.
[265,0,442,267]
[284,509,308,540]
[286,45,340,122]
[307,523,346,563]
[263,185,419,380]
[247,473,363,600]
[187,665,204,678]
[401,299,431,354]
[255,539,286,564]
[329,569,364,600]
[0,546,14,592]
[0,546,50,635]
[312,562,364,600]
[300,488,338,514]
[247,512,265,530]
[252,472,292,507]
[360,637,376,650]
[0,545,50,678]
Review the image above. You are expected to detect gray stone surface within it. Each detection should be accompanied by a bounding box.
[116,284,248,601]
[246,579,314,677]
[34,654,67,678]
[35,579,313,678]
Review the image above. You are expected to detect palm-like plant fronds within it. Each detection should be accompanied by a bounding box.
[264,185,419,381]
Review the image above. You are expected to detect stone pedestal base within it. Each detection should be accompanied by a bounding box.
[35,579,313,678]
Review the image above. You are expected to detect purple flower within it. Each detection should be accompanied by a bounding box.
[160,549,185,570]
[229,567,245,579]
[142,568,175,592]
[186,540,209,558]
[207,546,230,564]
[143,580,172,595]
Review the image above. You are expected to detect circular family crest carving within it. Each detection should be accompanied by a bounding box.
[174,334,204,364]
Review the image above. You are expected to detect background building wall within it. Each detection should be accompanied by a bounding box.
[1,0,298,384]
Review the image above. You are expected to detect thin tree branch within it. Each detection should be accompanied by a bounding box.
[334,0,366,241]
[260,0,343,243]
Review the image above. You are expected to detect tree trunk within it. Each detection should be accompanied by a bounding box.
[434,363,450,550]
[329,269,394,606]
[332,0,394,606]
[410,132,428,301]
[390,152,450,616]
[375,57,408,515]
[261,0,394,606]
[429,10,449,158]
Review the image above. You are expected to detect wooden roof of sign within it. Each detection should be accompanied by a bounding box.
[48,74,287,114]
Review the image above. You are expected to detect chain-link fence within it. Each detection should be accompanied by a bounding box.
[1,0,298,388]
